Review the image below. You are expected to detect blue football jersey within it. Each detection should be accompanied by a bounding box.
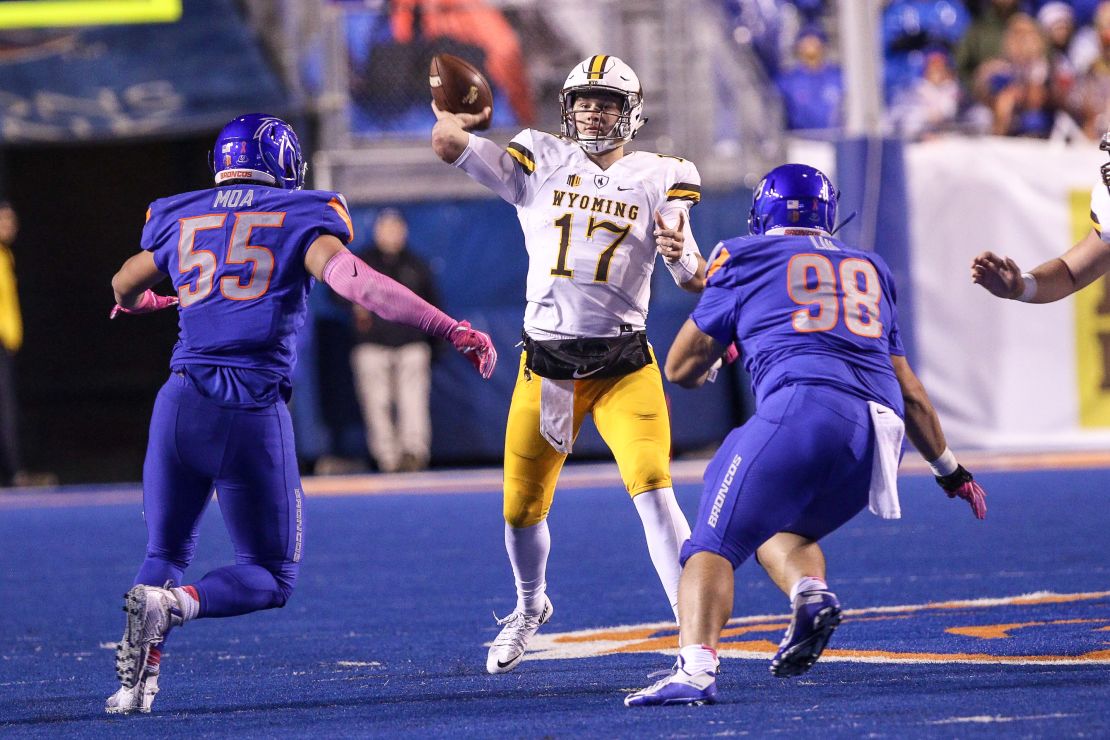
[692,232,905,415]
[142,185,354,402]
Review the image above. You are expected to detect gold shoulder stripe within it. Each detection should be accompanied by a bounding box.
[667,182,701,195]
[506,142,536,174]
[707,247,730,278]
[1092,209,1101,227]
[666,189,701,203]
[145,207,152,224]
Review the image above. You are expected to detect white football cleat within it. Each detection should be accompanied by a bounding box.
[624,658,718,707]
[105,668,159,714]
[485,596,553,674]
[115,585,183,689]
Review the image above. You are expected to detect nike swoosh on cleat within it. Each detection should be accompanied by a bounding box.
[351,264,358,277]
[496,658,517,668]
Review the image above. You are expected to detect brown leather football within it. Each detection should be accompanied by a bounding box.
[429,53,493,130]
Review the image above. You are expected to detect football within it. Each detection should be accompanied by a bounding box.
[429,53,493,130]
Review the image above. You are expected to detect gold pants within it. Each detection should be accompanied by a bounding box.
[502,350,673,527]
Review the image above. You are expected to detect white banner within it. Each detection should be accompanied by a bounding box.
[906,136,1110,450]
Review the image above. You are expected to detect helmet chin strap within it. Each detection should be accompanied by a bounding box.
[830,211,857,235]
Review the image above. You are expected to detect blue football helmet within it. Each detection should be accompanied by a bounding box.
[748,164,838,235]
[211,113,306,190]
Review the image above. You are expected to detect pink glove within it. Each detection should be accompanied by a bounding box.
[450,321,497,379]
[110,290,179,319]
[936,465,987,520]
[723,342,740,365]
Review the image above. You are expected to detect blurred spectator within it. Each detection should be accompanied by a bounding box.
[1037,2,1085,127]
[775,25,843,131]
[888,48,963,138]
[1039,3,1080,79]
[0,202,21,486]
[721,0,803,79]
[346,0,534,135]
[1039,0,1102,74]
[793,0,829,24]
[350,210,439,473]
[389,0,535,124]
[973,12,1053,136]
[883,0,971,101]
[956,0,1023,90]
[1071,1,1110,138]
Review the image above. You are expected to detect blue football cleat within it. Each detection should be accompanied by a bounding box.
[770,589,842,677]
[624,658,718,707]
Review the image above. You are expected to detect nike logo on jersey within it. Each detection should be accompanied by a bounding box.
[572,366,604,378]
[617,186,634,192]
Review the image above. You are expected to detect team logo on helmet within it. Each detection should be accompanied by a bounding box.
[211,113,306,190]
[748,164,839,235]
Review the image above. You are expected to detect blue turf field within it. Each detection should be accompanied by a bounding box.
[0,464,1107,737]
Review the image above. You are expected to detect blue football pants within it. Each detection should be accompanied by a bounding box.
[682,384,875,569]
[134,372,302,618]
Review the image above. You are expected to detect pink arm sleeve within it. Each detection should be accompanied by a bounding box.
[322,250,458,340]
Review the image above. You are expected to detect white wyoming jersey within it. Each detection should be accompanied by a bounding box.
[454,129,701,338]
[1091,180,1110,243]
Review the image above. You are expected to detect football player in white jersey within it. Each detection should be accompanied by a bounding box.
[973,133,1110,301]
[432,54,708,674]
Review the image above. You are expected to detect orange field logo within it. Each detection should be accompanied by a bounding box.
[522,591,1110,666]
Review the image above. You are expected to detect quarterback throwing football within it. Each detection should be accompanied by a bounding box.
[432,55,708,673]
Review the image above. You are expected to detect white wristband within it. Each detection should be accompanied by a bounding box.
[665,252,697,286]
[927,447,959,477]
[1016,272,1037,302]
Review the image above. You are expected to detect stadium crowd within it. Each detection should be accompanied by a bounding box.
[728,0,1110,140]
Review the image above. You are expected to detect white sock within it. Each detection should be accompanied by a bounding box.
[633,487,692,621]
[679,643,718,674]
[171,586,200,622]
[505,520,550,615]
[789,576,828,603]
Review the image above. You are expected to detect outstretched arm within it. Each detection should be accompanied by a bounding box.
[110,250,177,317]
[664,318,726,388]
[971,228,1110,303]
[305,235,497,378]
[892,355,986,519]
[431,103,491,164]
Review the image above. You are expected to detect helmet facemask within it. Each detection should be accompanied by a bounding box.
[560,87,642,155]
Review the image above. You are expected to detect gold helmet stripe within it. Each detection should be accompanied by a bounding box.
[587,55,609,80]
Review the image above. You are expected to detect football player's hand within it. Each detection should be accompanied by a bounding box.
[654,211,686,262]
[430,101,491,132]
[935,465,987,520]
[450,320,497,379]
[109,289,179,319]
[971,251,1023,299]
